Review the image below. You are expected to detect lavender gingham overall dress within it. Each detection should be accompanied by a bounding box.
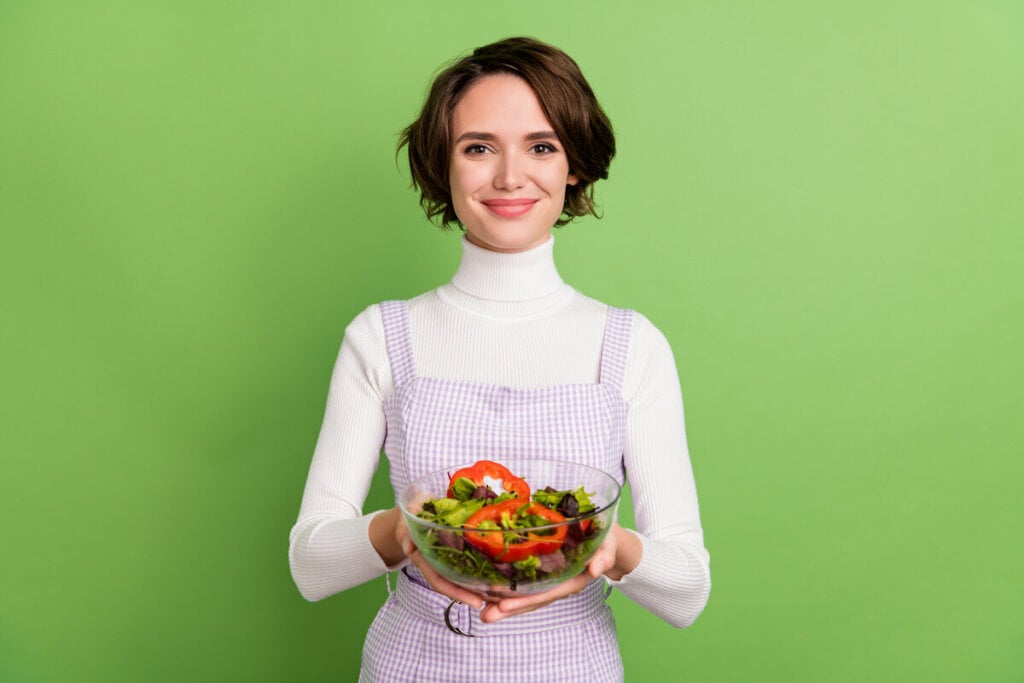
[360,300,634,683]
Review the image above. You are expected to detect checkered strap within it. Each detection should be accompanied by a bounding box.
[379,300,417,386]
[599,307,634,391]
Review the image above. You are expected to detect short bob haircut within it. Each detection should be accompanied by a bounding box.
[399,37,616,230]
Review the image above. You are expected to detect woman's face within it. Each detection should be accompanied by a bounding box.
[448,74,578,253]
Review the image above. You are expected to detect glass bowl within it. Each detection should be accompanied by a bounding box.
[399,459,621,597]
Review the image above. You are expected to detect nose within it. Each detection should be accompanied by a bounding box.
[493,152,525,190]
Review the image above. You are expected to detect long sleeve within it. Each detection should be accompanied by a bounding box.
[288,305,398,602]
[608,314,712,627]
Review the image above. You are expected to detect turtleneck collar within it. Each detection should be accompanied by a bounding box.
[436,235,574,319]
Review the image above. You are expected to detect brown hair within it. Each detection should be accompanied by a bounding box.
[399,37,616,229]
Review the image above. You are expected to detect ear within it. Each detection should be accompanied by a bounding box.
[567,172,580,187]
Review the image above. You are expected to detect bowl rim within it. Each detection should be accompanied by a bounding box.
[398,458,622,533]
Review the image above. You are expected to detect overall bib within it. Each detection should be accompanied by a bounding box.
[360,300,634,683]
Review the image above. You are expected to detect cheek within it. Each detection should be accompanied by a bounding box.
[449,161,485,194]
[547,161,573,191]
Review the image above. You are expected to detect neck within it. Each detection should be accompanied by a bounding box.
[437,235,573,318]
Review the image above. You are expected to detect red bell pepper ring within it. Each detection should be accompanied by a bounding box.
[464,499,568,563]
[447,460,530,500]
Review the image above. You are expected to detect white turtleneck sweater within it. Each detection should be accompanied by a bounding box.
[289,236,710,628]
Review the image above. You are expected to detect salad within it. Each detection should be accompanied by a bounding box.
[414,460,604,590]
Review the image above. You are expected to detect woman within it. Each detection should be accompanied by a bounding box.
[289,37,711,682]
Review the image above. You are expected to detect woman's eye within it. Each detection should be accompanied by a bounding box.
[530,143,557,154]
[464,144,490,155]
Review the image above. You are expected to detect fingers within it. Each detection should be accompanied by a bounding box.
[396,516,485,608]
[478,527,625,623]
[587,542,615,578]
[480,573,592,623]
[587,523,620,578]
[405,549,485,609]
[396,516,620,620]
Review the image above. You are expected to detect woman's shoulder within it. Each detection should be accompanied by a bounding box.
[339,289,441,348]
[570,291,666,343]
[343,288,435,328]
[343,302,384,336]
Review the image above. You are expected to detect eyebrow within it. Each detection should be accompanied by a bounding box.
[454,130,560,143]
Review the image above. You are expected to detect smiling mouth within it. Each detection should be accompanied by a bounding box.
[482,198,538,218]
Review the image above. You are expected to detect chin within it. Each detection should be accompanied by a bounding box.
[468,230,550,253]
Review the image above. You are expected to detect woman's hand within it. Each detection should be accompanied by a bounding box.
[393,510,487,609]
[479,521,641,623]
[373,512,644,621]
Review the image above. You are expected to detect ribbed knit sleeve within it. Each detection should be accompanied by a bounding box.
[288,305,399,602]
[607,314,711,628]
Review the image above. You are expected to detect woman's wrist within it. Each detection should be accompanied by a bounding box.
[368,506,407,567]
[604,524,643,581]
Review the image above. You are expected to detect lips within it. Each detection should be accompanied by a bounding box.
[481,198,539,218]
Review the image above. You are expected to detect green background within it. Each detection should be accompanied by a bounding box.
[2,1,1021,681]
